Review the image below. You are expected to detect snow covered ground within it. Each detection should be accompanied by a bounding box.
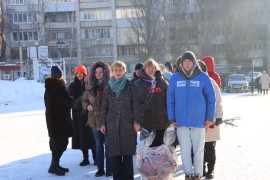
[0,79,270,179]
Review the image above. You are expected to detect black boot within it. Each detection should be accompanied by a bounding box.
[58,164,69,172]
[206,163,215,179]
[79,159,90,166]
[48,160,65,176]
[80,150,90,166]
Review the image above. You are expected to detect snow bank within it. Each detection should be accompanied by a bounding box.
[0,78,45,104]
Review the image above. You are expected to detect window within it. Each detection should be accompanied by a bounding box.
[46,30,74,40]
[45,0,71,2]
[7,0,38,5]
[45,12,74,23]
[117,28,139,44]
[84,45,112,57]
[252,41,267,51]
[180,12,196,22]
[2,70,12,80]
[80,0,110,2]
[118,45,139,56]
[83,28,111,39]
[12,31,38,41]
[116,8,142,19]
[9,13,37,23]
[82,10,111,21]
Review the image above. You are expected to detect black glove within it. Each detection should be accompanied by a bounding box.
[215,118,223,126]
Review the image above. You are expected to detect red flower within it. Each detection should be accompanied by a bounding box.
[97,90,102,96]
[155,88,161,92]
[209,125,215,129]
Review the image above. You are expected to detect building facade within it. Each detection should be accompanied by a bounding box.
[2,0,270,81]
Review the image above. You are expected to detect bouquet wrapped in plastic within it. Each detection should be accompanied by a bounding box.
[137,126,179,179]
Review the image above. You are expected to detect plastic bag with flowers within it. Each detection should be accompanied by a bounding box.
[137,126,179,180]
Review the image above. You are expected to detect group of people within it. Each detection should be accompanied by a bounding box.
[44,50,223,180]
[255,71,270,95]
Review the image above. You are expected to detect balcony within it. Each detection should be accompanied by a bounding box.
[45,22,75,29]
[80,1,111,9]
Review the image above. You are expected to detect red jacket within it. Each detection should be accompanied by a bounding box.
[202,56,221,88]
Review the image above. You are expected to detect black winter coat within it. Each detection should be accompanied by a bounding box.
[100,80,140,156]
[44,78,73,138]
[67,77,95,150]
[134,70,170,131]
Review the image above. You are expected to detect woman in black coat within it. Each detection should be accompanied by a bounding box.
[67,65,97,166]
[44,66,74,176]
[134,59,170,147]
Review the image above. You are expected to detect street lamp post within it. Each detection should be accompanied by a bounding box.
[56,40,66,79]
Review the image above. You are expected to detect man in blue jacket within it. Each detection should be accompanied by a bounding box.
[167,51,216,180]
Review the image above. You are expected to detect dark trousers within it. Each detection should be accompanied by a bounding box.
[204,141,216,174]
[150,129,166,147]
[111,155,134,180]
[49,137,68,161]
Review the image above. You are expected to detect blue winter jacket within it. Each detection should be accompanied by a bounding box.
[167,72,216,128]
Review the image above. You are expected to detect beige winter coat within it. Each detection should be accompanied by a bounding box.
[205,79,223,142]
[260,72,270,90]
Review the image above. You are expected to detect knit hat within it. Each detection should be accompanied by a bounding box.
[135,63,143,70]
[51,66,63,78]
[181,51,196,64]
[164,61,173,70]
[75,65,87,77]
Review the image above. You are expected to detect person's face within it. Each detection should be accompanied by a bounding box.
[145,65,156,78]
[135,69,140,77]
[95,67,104,80]
[76,72,84,80]
[182,59,194,73]
[112,66,125,80]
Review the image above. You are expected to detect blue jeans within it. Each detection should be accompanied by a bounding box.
[177,127,205,176]
[92,129,111,172]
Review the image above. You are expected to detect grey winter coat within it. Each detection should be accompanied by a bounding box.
[100,80,140,156]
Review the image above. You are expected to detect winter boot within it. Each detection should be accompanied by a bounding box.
[205,173,214,179]
[206,161,215,179]
[48,160,65,176]
[193,174,202,180]
[58,164,69,172]
[79,159,90,166]
[185,174,193,180]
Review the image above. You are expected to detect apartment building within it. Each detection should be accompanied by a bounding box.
[4,0,142,81]
[3,0,270,81]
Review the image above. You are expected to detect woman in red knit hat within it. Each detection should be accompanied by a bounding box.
[67,65,97,167]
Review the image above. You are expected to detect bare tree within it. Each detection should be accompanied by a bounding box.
[0,0,7,59]
[129,0,167,61]
[197,0,265,64]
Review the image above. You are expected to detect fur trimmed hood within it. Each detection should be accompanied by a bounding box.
[87,61,111,95]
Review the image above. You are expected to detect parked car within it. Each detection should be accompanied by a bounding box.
[226,74,249,93]
[247,71,261,86]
